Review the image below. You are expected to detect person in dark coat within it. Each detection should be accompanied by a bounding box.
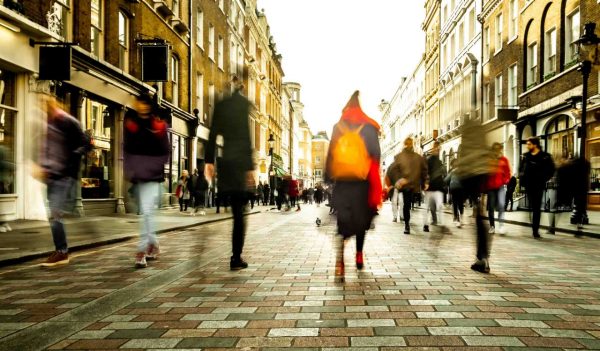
[190,168,209,215]
[519,137,555,239]
[326,91,382,279]
[205,78,254,270]
[124,93,170,268]
[262,183,270,205]
[40,98,92,267]
[504,176,517,212]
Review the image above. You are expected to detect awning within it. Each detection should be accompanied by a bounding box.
[273,166,288,177]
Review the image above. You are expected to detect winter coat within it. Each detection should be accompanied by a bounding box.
[123,109,170,183]
[519,151,555,190]
[176,178,190,199]
[386,148,428,193]
[487,156,511,191]
[190,174,209,193]
[444,169,462,191]
[427,155,446,192]
[288,180,300,197]
[43,110,91,180]
[205,91,253,193]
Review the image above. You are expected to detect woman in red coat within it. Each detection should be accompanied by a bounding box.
[487,142,511,234]
[288,179,301,211]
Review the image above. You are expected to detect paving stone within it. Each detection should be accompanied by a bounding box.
[374,327,428,336]
[197,321,248,328]
[177,337,238,348]
[67,330,115,339]
[462,336,525,347]
[416,312,464,319]
[405,336,465,346]
[106,328,166,339]
[268,328,319,337]
[445,319,498,327]
[275,313,321,320]
[292,336,349,347]
[519,336,586,348]
[180,313,229,321]
[65,339,128,349]
[427,327,482,336]
[479,327,538,336]
[347,319,396,327]
[351,336,406,346]
[495,319,550,328]
[533,328,595,339]
[103,322,153,330]
[236,337,294,348]
[120,338,181,348]
[320,327,373,336]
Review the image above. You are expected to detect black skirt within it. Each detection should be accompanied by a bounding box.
[333,180,374,237]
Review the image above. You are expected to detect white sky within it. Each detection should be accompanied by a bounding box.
[257,0,425,134]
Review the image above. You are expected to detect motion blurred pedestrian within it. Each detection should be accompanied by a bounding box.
[262,182,270,206]
[190,168,208,216]
[326,91,382,279]
[0,142,14,232]
[289,178,301,211]
[456,119,493,273]
[519,137,555,239]
[487,142,511,234]
[504,175,517,212]
[205,77,254,270]
[424,141,446,232]
[39,98,91,267]
[315,184,324,206]
[176,170,190,212]
[124,93,170,268]
[445,158,464,227]
[386,137,428,235]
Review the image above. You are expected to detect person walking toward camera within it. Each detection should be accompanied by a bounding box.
[124,93,170,268]
[424,141,446,232]
[519,137,555,239]
[326,91,381,279]
[205,78,254,270]
[176,170,190,212]
[445,158,464,228]
[487,142,511,234]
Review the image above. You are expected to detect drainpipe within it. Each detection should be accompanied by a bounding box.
[188,0,197,172]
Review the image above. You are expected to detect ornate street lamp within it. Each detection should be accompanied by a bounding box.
[268,133,276,206]
[571,23,600,226]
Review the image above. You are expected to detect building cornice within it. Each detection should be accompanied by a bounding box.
[479,0,503,23]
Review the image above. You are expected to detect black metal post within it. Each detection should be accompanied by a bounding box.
[572,61,591,226]
[269,148,275,206]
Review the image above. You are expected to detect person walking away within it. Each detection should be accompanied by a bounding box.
[487,142,511,234]
[124,93,170,268]
[456,119,493,273]
[246,173,257,210]
[424,141,446,232]
[39,98,91,267]
[386,138,428,235]
[176,170,190,212]
[504,175,517,212]
[389,188,404,223]
[519,137,555,239]
[190,168,209,215]
[205,78,254,270]
[308,186,315,204]
[262,183,270,206]
[289,178,301,211]
[315,185,324,207]
[445,158,464,227]
[257,181,264,206]
[326,91,382,279]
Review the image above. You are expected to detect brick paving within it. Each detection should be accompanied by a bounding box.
[0,204,599,350]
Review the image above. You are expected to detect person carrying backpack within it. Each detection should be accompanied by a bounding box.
[325,91,381,280]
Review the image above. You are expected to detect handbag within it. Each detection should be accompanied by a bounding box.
[175,184,182,198]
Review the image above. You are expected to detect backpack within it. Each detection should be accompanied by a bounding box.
[329,123,370,181]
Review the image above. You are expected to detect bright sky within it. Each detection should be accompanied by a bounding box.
[257,0,425,134]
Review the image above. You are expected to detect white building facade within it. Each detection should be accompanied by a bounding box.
[438,0,482,167]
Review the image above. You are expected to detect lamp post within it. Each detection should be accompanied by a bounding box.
[268,133,276,206]
[570,23,600,226]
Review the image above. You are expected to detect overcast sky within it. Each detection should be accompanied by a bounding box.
[257,0,425,134]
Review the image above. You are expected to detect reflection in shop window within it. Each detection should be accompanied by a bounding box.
[589,124,600,193]
[0,70,16,195]
[81,98,113,199]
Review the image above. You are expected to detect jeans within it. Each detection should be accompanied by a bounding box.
[401,190,414,226]
[451,189,464,222]
[488,186,506,228]
[137,182,161,253]
[391,188,403,220]
[527,187,544,236]
[226,192,247,259]
[424,191,444,226]
[463,176,490,260]
[47,177,76,253]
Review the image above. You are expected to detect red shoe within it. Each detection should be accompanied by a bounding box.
[356,252,364,270]
[146,244,160,260]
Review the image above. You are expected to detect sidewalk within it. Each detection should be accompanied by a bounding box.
[410,203,600,238]
[0,206,262,266]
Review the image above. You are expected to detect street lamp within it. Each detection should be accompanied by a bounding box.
[571,23,600,226]
[268,133,276,206]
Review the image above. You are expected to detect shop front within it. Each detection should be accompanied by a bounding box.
[587,120,600,210]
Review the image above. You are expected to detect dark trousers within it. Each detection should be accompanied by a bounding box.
[193,191,205,210]
[402,190,414,227]
[527,187,544,236]
[179,198,188,211]
[463,176,490,260]
[356,231,366,252]
[451,189,464,221]
[504,190,515,211]
[226,192,247,259]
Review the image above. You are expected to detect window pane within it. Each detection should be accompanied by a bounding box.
[0,70,16,108]
[118,13,126,45]
[0,108,16,194]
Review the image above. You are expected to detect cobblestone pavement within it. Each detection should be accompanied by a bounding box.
[0,204,599,350]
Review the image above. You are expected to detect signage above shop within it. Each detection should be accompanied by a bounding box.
[38,46,71,81]
[141,45,169,82]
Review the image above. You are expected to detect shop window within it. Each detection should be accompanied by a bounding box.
[118,12,129,71]
[0,70,16,195]
[81,99,113,199]
[546,115,574,161]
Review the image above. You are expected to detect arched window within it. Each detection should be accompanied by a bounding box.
[561,0,580,69]
[523,19,537,90]
[545,114,575,160]
[540,3,556,82]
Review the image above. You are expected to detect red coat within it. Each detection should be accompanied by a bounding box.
[487,156,511,190]
[288,179,300,197]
